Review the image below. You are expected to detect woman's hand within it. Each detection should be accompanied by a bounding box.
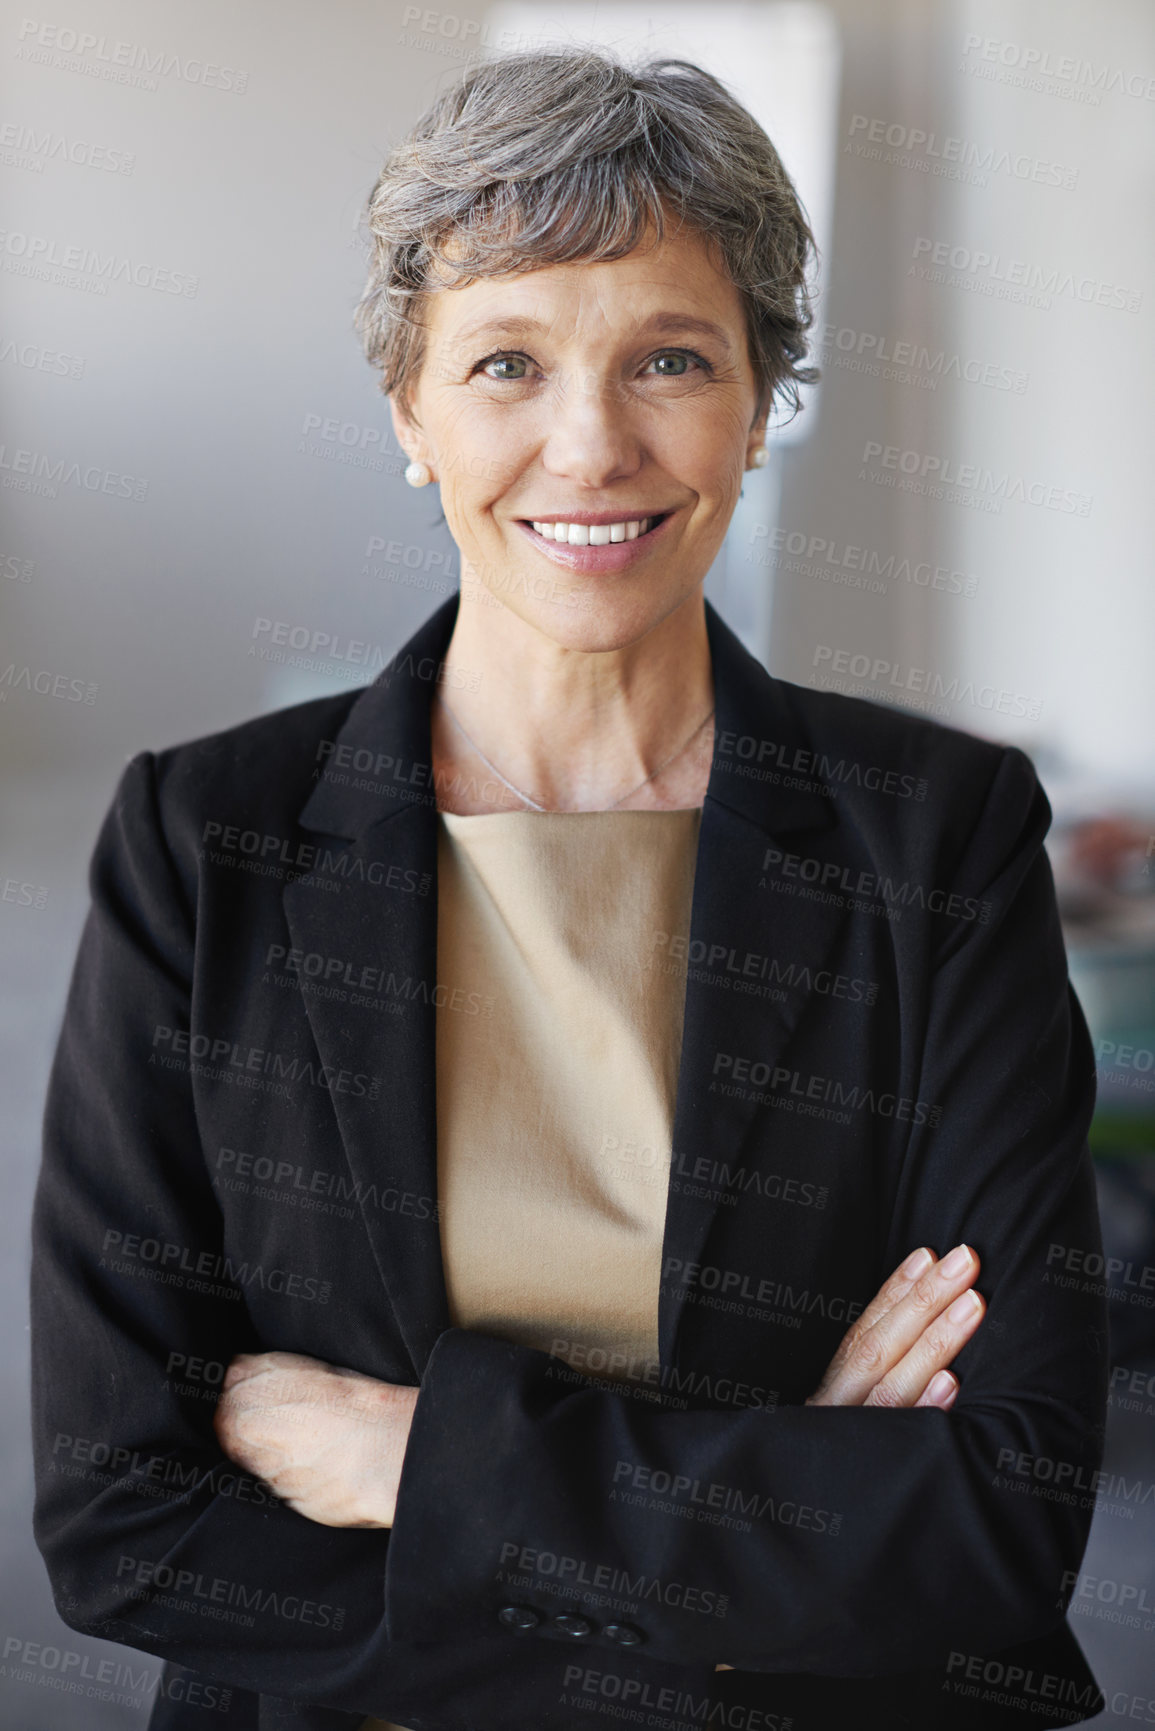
[805,1244,986,1409]
[213,1350,418,1527]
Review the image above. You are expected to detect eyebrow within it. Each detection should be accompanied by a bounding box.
[450,312,736,353]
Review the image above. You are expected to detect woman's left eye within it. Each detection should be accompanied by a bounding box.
[645,349,708,376]
[478,353,530,381]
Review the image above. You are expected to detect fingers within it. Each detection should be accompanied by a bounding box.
[865,1286,985,1409]
[810,1246,937,1396]
[915,1369,959,1412]
[809,1244,982,1407]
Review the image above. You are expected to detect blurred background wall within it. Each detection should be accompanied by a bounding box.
[3,0,1154,1723]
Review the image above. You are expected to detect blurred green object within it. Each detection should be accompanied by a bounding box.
[1066,938,1155,1162]
[1089,1113,1155,1158]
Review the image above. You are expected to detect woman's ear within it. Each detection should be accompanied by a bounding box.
[388,391,433,470]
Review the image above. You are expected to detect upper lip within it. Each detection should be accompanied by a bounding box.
[520,509,672,525]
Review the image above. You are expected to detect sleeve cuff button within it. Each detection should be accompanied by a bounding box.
[498,1605,541,1632]
[552,1614,595,1638]
[604,1623,645,1646]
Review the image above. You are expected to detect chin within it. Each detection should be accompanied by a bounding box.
[511,581,701,655]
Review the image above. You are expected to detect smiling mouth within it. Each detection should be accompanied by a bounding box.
[521,512,672,545]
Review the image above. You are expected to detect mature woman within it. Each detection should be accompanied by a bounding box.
[32,45,1108,1731]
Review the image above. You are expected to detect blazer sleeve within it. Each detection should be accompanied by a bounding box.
[382,743,1111,1675]
[31,751,409,1707]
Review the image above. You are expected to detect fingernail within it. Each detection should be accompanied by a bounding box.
[940,1243,973,1279]
[947,1290,982,1323]
[901,1247,934,1279]
[926,1370,956,1406]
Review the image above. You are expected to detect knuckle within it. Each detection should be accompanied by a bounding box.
[866,1379,905,1410]
[908,1273,940,1315]
[850,1330,887,1377]
[921,1326,952,1362]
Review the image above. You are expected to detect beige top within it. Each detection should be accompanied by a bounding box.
[362,806,701,1731]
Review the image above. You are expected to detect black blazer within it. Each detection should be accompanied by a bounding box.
[31,593,1110,1731]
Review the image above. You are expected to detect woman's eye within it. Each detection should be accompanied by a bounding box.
[478,353,530,381]
[646,349,707,377]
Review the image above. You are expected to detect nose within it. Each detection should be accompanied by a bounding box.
[539,365,643,491]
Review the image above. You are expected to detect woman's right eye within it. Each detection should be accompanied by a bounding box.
[476,352,531,381]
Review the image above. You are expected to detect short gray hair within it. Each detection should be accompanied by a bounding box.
[354,45,821,425]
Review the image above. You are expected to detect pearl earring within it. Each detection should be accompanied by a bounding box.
[748,445,770,469]
[404,460,433,488]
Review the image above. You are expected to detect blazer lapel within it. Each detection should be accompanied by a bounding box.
[658,606,846,1367]
[283,599,460,1379]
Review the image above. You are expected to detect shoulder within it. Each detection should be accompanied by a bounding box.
[105,688,363,892]
[749,673,1048,872]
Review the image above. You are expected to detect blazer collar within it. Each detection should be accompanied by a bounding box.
[294,591,834,843]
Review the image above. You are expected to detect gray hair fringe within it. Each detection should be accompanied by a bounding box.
[354,44,821,424]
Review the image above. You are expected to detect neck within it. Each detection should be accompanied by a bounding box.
[432,582,715,813]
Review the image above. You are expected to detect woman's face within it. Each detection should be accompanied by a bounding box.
[390,222,769,652]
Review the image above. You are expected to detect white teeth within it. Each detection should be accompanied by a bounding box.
[530,517,654,543]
